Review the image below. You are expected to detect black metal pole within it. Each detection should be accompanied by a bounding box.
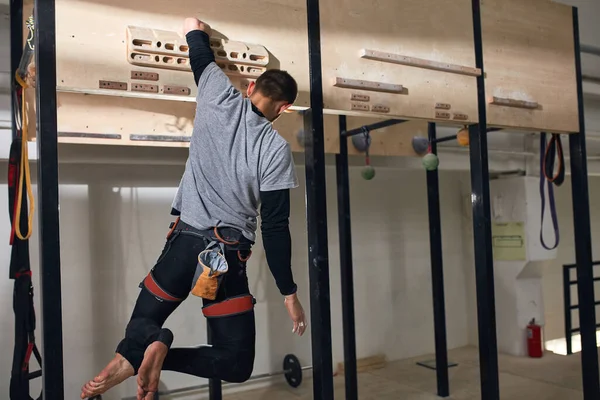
[304,0,334,398]
[207,325,222,400]
[342,119,406,138]
[425,122,450,397]
[34,0,65,399]
[336,115,358,400]
[10,0,23,140]
[562,266,573,356]
[569,7,600,398]
[469,1,500,399]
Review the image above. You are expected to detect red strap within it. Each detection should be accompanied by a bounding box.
[22,343,34,371]
[15,270,32,279]
[143,273,182,302]
[202,295,255,318]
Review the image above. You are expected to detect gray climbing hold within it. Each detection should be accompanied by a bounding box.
[412,136,429,155]
[351,130,371,152]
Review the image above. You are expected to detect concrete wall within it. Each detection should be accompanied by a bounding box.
[0,163,471,399]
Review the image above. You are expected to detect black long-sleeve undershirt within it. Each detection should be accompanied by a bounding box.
[186,30,215,86]
[184,29,297,296]
[260,189,297,296]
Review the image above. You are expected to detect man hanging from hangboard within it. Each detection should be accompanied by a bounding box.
[81,17,307,400]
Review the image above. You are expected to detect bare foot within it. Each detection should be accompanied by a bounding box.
[80,353,134,399]
[136,341,168,400]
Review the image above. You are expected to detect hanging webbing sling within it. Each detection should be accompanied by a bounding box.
[539,132,564,250]
[8,134,42,400]
[9,15,42,398]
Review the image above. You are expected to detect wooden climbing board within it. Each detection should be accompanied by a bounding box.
[22,0,580,154]
[319,0,479,125]
[52,0,310,106]
[481,0,579,133]
[34,90,426,157]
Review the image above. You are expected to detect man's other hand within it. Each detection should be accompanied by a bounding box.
[284,293,307,336]
[184,17,212,36]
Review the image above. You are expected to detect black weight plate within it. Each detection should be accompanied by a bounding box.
[283,353,302,388]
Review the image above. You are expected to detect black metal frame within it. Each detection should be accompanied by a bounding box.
[17,0,599,399]
[469,3,500,399]
[336,115,358,400]
[304,0,335,399]
[33,0,65,399]
[341,119,407,138]
[335,118,452,398]
[569,7,600,399]
[425,122,450,397]
[562,261,600,356]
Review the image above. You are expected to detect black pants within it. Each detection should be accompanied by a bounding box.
[115,224,256,383]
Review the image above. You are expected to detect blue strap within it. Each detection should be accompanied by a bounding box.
[539,132,560,250]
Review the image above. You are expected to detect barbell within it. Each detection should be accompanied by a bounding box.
[118,353,310,400]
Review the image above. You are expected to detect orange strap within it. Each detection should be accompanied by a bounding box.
[202,295,255,318]
[166,216,180,239]
[213,226,239,245]
[237,250,252,262]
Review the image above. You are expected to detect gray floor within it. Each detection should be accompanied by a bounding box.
[221,346,588,399]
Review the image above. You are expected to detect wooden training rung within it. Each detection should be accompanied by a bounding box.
[334,77,404,94]
[131,83,159,93]
[351,103,370,111]
[99,80,127,91]
[163,85,191,96]
[488,96,539,110]
[360,49,482,77]
[351,93,370,102]
[372,104,390,113]
[131,71,159,81]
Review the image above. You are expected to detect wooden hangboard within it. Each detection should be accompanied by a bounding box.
[481,0,578,133]
[30,91,425,157]
[53,0,310,106]
[319,0,479,124]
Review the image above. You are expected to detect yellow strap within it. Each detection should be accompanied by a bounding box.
[14,75,35,240]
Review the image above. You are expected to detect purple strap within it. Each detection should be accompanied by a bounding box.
[539,132,560,250]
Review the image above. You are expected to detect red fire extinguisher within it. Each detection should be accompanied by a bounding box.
[527,318,543,358]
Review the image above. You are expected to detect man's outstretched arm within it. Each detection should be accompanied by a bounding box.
[184,18,214,86]
[260,189,297,296]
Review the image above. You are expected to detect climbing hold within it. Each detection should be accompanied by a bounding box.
[457,127,469,147]
[361,165,376,180]
[412,136,429,155]
[351,131,371,152]
[422,153,439,171]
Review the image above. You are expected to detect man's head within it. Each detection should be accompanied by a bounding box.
[247,69,298,122]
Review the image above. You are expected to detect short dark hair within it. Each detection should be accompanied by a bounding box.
[254,69,298,105]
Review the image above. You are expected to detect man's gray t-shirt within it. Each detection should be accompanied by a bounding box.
[171,62,298,241]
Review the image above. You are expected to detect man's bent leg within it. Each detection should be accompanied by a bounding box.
[162,308,256,383]
[81,230,205,399]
